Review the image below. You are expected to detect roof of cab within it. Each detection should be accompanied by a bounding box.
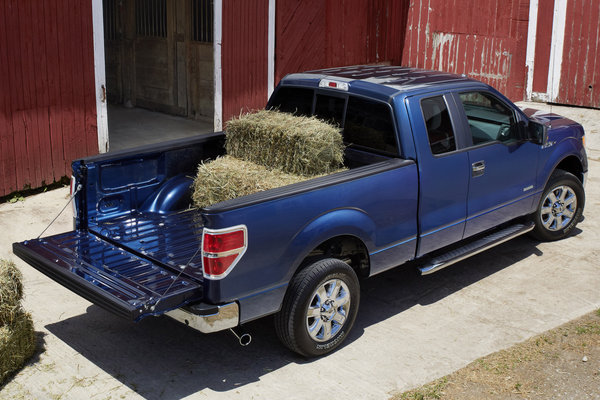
[280,65,484,101]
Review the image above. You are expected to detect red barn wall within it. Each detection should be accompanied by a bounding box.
[0,0,98,197]
[221,0,269,123]
[556,0,600,108]
[275,0,409,84]
[402,0,530,101]
[531,0,555,94]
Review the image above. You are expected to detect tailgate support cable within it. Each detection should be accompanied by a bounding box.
[151,245,202,311]
[37,184,82,239]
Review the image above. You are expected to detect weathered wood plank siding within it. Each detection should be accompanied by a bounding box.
[402,0,530,101]
[531,0,555,94]
[275,0,409,85]
[221,0,269,123]
[275,0,326,82]
[556,0,600,108]
[0,0,98,196]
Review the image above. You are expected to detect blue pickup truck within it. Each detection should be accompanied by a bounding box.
[14,66,587,357]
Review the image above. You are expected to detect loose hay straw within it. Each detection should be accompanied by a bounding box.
[225,110,345,176]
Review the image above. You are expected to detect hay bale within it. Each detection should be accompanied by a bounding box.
[0,304,20,328]
[192,156,312,208]
[225,110,345,176]
[0,311,35,384]
[0,260,23,325]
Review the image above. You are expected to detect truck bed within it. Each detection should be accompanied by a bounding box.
[91,209,204,279]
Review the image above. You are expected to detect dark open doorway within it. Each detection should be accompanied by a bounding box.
[102,0,214,150]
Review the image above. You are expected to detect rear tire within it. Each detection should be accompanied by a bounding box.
[531,170,584,241]
[275,258,360,357]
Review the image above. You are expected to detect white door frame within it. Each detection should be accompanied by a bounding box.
[91,0,109,153]
[525,0,568,103]
[268,0,276,98]
[214,0,223,131]
[213,0,275,131]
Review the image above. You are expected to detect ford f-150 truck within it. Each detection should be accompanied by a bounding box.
[13,66,587,357]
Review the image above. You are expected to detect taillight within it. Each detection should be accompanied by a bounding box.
[202,225,247,279]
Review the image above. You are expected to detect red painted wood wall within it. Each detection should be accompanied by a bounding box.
[531,0,555,94]
[275,0,410,84]
[556,0,600,108]
[402,0,530,101]
[221,0,269,123]
[0,0,98,197]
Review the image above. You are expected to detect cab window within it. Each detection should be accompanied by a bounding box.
[458,91,517,144]
[344,96,398,155]
[421,96,457,155]
[268,86,313,116]
[269,86,399,156]
[314,94,345,126]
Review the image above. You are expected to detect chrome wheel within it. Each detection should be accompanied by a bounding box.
[306,278,351,342]
[540,185,577,231]
[531,170,584,242]
[275,258,359,357]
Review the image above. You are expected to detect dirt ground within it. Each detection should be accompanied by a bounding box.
[0,101,599,399]
[395,309,600,400]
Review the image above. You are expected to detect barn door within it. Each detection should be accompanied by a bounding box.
[134,0,187,115]
[527,0,600,109]
[553,0,600,108]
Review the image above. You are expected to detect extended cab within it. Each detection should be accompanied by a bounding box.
[13,66,587,357]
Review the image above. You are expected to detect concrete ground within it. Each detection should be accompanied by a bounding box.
[107,105,213,151]
[0,102,599,399]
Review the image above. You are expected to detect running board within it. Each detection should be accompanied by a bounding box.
[418,222,535,275]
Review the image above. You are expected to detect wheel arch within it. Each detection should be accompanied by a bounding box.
[539,144,586,193]
[301,235,370,278]
[554,155,584,184]
[283,208,375,283]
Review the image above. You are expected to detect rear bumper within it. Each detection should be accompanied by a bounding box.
[166,302,239,333]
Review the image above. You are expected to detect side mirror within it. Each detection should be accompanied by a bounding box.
[527,120,547,145]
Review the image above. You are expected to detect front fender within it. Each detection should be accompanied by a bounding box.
[538,137,587,190]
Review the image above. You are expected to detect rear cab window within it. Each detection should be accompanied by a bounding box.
[420,95,457,155]
[268,86,400,157]
[270,87,314,116]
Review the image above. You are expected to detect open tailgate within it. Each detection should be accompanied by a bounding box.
[13,230,203,321]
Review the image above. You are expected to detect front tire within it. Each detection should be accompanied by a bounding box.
[531,170,585,241]
[275,258,360,357]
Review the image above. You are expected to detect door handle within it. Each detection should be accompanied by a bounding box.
[472,160,485,177]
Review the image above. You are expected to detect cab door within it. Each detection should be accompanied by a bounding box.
[406,94,470,257]
[453,91,539,238]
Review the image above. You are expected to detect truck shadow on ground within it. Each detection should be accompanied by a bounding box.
[44,233,571,399]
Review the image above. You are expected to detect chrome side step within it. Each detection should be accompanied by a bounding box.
[418,222,535,275]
